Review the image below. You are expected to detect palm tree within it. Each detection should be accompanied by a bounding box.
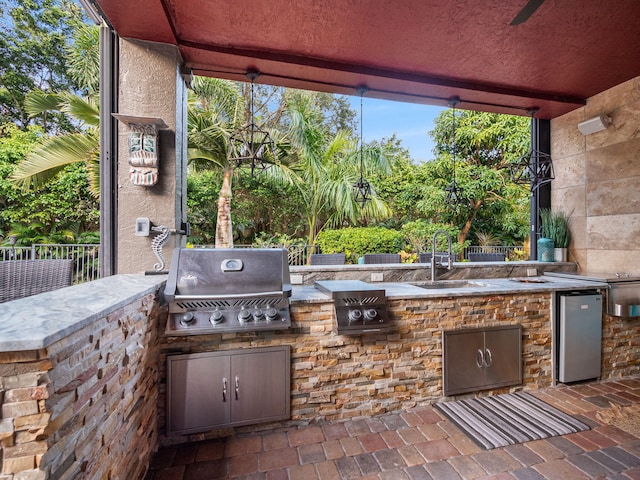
[285,90,392,260]
[10,91,100,197]
[9,21,101,197]
[187,76,292,248]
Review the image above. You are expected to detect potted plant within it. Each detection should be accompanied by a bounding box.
[551,209,570,261]
[540,209,570,262]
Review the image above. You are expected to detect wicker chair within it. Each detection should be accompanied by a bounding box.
[309,253,346,265]
[0,259,74,303]
[362,253,401,264]
[467,252,506,262]
[418,252,451,264]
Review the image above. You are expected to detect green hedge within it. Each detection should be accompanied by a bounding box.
[316,227,404,263]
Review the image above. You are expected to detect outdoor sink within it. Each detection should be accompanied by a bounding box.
[412,280,489,290]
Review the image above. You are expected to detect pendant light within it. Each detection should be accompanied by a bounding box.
[228,70,276,176]
[445,96,465,207]
[353,86,372,206]
[509,108,554,191]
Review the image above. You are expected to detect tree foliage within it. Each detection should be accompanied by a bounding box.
[0,0,85,131]
[371,110,531,248]
[0,123,99,243]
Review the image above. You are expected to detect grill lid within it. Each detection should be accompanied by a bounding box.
[164,247,292,301]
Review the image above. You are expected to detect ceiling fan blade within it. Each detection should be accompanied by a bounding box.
[510,0,545,25]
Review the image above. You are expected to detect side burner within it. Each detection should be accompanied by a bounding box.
[315,280,390,335]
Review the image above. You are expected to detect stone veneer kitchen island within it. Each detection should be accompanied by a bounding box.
[3,270,639,479]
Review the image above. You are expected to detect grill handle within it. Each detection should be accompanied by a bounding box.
[173,291,287,301]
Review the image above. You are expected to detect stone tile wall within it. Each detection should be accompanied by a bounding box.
[159,292,555,445]
[551,75,640,273]
[0,293,164,480]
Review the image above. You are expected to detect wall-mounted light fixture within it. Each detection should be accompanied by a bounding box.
[578,114,612,135]
[113,114,169,186]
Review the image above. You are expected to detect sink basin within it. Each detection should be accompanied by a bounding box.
[412,280,488,289]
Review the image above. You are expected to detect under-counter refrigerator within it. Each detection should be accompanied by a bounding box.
[558,292,603,383]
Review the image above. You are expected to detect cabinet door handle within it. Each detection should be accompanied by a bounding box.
[476,349,485,368]
[484,348,493,367]
[222,377,227,402]
[235,376,239,400]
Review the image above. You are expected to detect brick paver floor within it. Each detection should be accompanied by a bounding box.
[145,376,640,479]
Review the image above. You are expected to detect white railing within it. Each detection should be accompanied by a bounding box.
[0,244,101,284]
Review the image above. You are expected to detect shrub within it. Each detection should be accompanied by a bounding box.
[316,227,404,263]
[401,220,467,256]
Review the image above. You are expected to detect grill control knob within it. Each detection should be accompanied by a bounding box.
[209,310,224,324]
[265,307,279,322]
[180,311,195,326]
[364,309,378,321]
[348,309,363,323]
[237,308,252,324]
[253,309,265,322]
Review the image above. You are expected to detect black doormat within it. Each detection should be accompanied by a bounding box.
[434,391,590,449]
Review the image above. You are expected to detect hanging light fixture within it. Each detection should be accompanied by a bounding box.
[510,108,554,191]
[353,86,372,206]
[445,96,465,208]
[228,70,276,176]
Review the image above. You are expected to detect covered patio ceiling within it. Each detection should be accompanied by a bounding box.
[91,0,640,119]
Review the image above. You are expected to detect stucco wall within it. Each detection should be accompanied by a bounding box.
[116,39,188,274]
[550,75,640,274]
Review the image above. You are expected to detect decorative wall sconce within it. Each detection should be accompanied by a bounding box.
[112,114,168,186]
[578,114,612,135]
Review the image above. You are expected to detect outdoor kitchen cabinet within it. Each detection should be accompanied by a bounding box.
[442,325,522,396]
[167,346,290,435]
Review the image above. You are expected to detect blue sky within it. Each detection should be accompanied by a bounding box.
[348,97,445,162]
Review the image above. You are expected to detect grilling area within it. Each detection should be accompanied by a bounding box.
[3,2,640,480]
[2,256,640,479]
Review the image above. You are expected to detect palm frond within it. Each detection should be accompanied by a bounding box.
[60,94,100,127]
[10,133,99,189]
[25,90,64,117]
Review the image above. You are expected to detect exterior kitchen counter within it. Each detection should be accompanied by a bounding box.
[289,276,607,303]
[0,273,166,352]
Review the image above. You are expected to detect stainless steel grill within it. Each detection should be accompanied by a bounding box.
[314,280,390,335]
[164,248,292,335]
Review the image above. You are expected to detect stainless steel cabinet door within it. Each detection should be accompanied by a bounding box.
[443,329,486,395]
[167,353,231,434]
[231,348,290,424]
[484,326,522,388]
[443,325,522,396]
[167,346,290,435]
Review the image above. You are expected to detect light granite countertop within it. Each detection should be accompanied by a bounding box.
[290,276,607,303]
[0,274,166,352]
[1,274,605,353]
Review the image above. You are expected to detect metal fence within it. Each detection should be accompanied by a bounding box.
[200,244,320,266]
[464,245,525,261]
[0,244,101,285]
[0,242,525,285]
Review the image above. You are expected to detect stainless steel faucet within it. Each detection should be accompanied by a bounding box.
[431,230,453,281]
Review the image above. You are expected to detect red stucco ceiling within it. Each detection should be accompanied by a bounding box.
[91,0,640,119]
